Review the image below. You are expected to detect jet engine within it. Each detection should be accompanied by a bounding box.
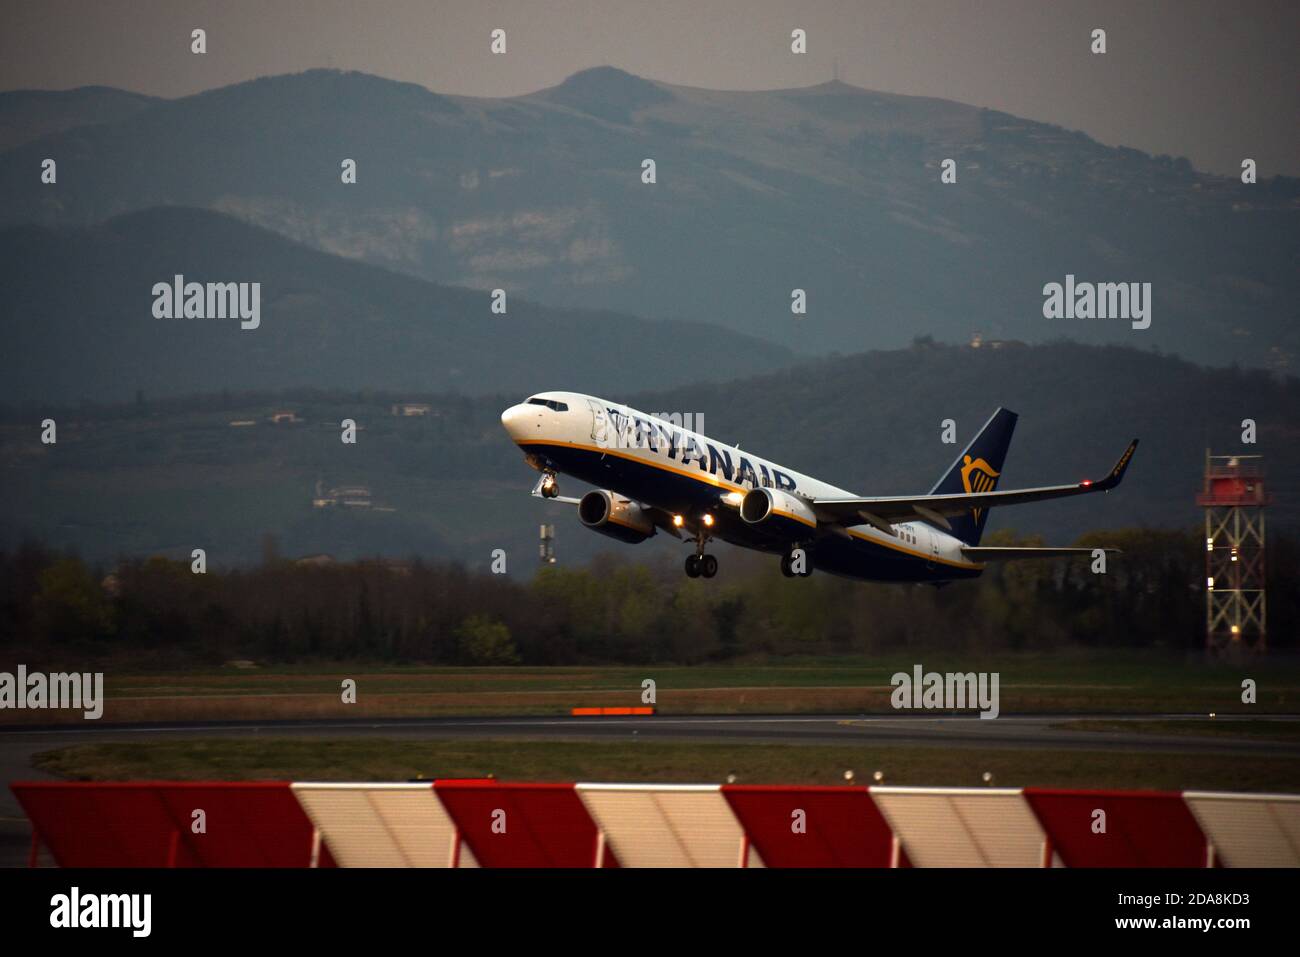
[739,487,818,528]
[578,490,656,544]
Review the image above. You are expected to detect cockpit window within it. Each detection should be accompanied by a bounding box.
[526,398,568,412]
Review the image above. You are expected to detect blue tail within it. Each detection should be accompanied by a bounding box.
[929,408,1018,545]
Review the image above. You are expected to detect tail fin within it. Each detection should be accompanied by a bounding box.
[928,407,1018,545]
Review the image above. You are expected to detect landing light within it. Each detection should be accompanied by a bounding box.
[724,491,744,505]
[703,514,715,528]
[672,514,684,527]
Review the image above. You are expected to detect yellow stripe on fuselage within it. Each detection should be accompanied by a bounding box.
[771,508,817,529]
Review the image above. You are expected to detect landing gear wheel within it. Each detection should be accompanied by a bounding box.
[780,554,795,578]
[685,555,701,578]
[700,554,718,578]
[540,474,559,499]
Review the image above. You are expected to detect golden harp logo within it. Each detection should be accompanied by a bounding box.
[960,454,1000,523]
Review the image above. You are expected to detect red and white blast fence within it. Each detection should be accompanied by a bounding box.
[11,781,1299,868]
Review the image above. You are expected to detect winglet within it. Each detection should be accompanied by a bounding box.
[1095,439,1139,490]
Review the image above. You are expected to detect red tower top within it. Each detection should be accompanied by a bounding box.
[1197,454,1270,507]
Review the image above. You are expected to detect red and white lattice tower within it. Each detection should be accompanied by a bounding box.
[1197,451,1269,656]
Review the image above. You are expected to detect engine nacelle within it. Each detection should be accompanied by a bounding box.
[739,487,818,531]
[578,490,656,544]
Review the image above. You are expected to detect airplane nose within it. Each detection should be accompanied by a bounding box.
[500,404,530,441]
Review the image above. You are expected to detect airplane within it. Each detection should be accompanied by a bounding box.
[500,392,1138,583]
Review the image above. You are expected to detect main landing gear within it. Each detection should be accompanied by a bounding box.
[684,522,718,579]
[685,553,718,579]
[780,547,813,578]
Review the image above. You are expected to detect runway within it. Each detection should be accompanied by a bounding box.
[3,712,1297,866]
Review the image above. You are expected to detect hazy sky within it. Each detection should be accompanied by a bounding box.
[1,0,1296,176]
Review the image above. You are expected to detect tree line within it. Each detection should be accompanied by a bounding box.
[1,527,1294,669]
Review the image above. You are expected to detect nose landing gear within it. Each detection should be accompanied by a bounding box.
[538,472,559,499]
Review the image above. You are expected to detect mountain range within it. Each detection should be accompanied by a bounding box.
[1,67,1295,370]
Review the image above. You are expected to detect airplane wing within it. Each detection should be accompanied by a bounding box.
[811,439,1138,530]
[961,546,1119,561]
